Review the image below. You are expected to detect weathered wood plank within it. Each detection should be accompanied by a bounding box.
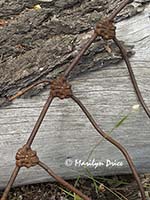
[0,1,150,188]
[0,0,144,101]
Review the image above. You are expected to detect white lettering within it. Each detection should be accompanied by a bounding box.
[106,159,123,167]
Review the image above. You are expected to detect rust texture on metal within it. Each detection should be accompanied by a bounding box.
[0,0,149,199]
[113,36,150,118]
[16,144,39,168]
[8,80,51,101]
[95,18,116,40]
[50,76,72,99]
[38,161,91,200]
[71,94,146,199]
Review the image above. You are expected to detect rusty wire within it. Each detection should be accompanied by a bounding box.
[0,0,149,199]
[113,37,150,118]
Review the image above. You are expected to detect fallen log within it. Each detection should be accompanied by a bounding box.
[0,0,150,188]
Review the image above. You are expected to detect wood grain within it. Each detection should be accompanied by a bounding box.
[0,1,150,188]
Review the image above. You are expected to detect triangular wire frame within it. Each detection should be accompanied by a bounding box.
[1,1,149,199]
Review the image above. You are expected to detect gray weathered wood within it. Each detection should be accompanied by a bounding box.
[0,1,150,188]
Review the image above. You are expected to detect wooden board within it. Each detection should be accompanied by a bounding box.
[0,1,150,188]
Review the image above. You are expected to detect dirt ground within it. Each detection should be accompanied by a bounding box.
[0,174,150,200]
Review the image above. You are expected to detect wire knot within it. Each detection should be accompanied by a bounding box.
[16,145,39,168]
[50,76,72,99]
[95,18,116,40]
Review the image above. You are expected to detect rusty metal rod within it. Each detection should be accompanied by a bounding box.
[8,80,51,101]
[26,95,53,148]
[113,37,150,118]
[64,0,132,78]
[64,33,97,78]
[38,161,91,200]
[0,166,20,200]
[108,0,134,21]
[71,94,146,200]
[0,1,146,200]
